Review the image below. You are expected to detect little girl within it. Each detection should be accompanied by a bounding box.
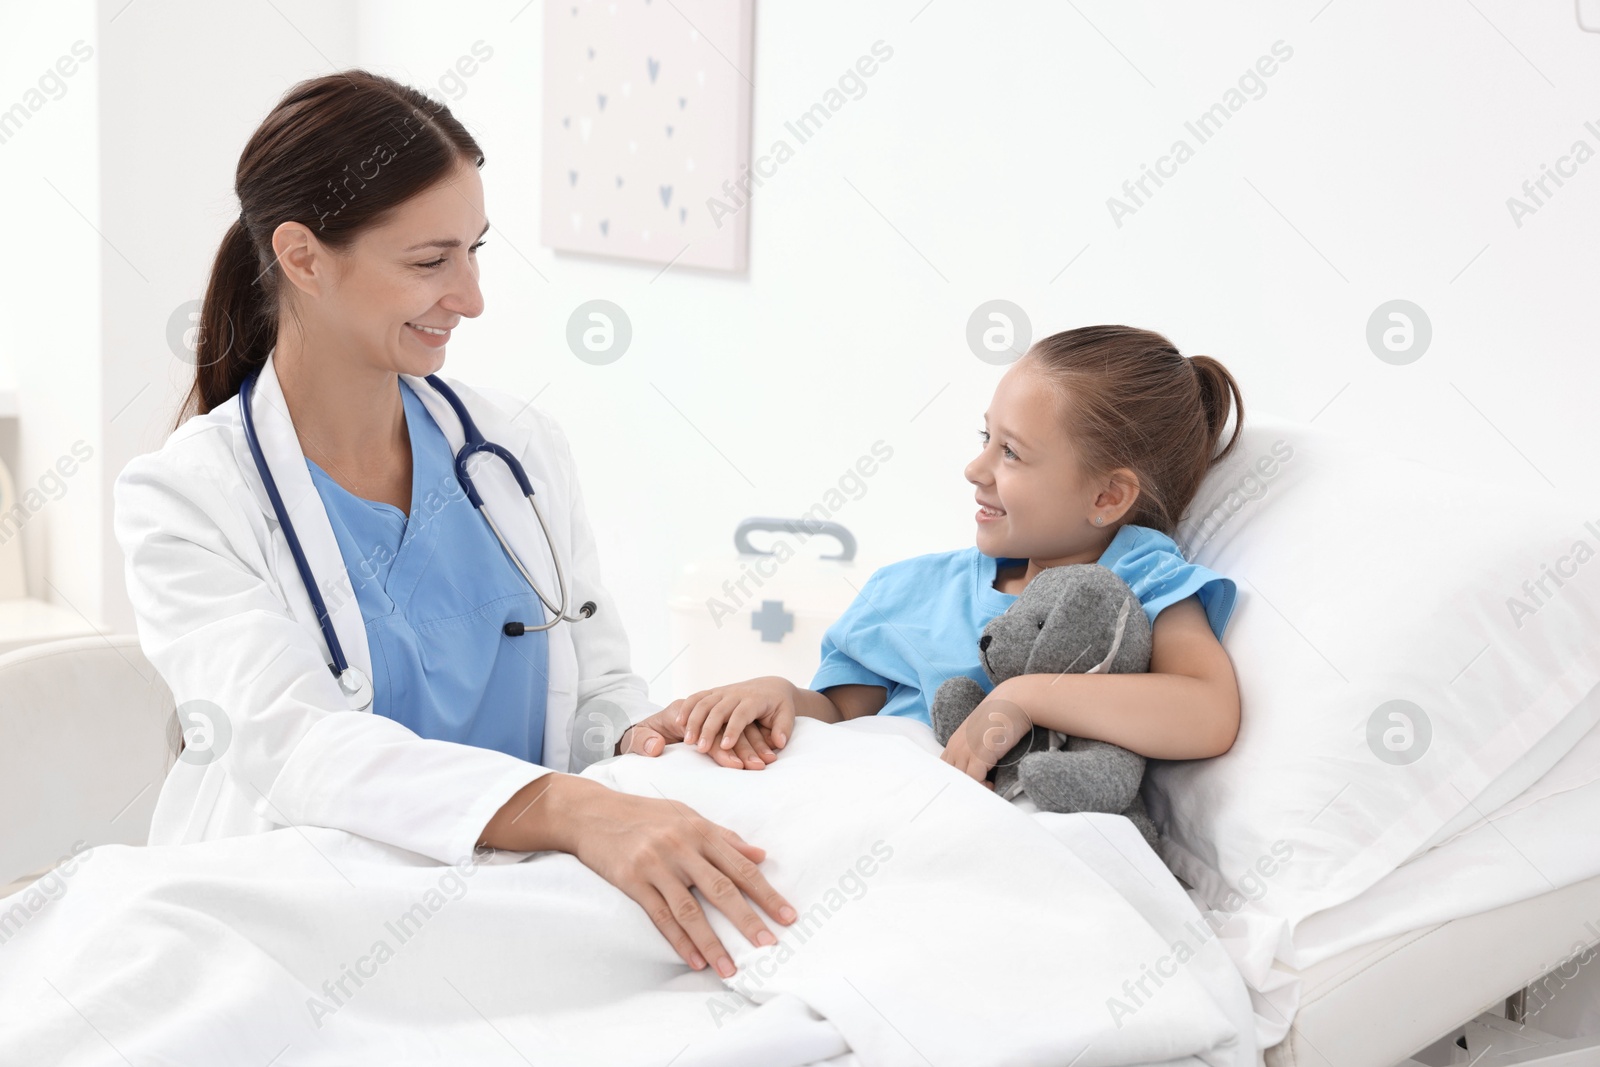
[619,325,1246,788]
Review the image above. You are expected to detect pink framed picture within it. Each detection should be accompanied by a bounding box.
[540,0,755,272]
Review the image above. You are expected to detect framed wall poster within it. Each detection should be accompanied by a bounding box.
[540,0,755,272]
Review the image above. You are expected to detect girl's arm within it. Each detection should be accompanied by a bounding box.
[795,683,888,723]
[992,594,1241,761]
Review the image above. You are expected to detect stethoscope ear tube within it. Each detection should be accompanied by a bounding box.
[478,491,594,630]
[422,372,592,630]
[240,372,355,676]
[240,371,376,712]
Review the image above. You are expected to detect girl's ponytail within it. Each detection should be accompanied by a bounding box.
[1186,354,1246,467]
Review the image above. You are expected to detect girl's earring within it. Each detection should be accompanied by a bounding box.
[1094,516,1104,526]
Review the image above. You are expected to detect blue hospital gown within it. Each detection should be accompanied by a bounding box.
[809,524,1237,725]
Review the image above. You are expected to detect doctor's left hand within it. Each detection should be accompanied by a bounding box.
[616,707,777,770]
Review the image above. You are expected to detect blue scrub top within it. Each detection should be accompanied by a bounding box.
[305,377,551,764]
[809,524,1237,725]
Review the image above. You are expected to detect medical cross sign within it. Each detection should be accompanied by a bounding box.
[750,600,794,643]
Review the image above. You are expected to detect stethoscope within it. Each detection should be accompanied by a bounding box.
[238,369,596,712]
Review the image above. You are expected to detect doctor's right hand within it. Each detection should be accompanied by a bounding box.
[616,705,779,769]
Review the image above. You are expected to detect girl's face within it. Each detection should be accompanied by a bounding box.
[964,357,1138,565]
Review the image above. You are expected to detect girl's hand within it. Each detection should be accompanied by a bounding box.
[674,677,798,769]
[616,707,773,770]
[940,696,1032,787]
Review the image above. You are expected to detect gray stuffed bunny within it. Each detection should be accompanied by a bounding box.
[930,564,1160,850]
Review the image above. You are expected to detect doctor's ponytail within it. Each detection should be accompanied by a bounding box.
[181,213,270,424]
[173,70,485,429]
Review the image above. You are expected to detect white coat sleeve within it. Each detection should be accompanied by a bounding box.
[113,453,552,865]
[528,411,662,736]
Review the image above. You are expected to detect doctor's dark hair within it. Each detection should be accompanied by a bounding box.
[1022,325,1245,536]
[174,70,484,428]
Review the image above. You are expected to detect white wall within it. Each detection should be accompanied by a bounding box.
[0,1,99,616]
[353,0,1600,701]
[95,0,360,633]
[1,0,360,627]
[4,0,1597,699]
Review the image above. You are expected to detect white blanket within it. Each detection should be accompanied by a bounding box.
[0,716,1254,1067]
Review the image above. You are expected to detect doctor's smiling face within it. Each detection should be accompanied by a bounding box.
[272,154,487,379]
[965,355,1141,570]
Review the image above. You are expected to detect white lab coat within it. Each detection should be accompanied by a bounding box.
[112,351,660,865]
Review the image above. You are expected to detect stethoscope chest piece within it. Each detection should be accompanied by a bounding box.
[337,666,374,712]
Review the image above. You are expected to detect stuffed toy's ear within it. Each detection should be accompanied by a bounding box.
[1024,566,1147,676]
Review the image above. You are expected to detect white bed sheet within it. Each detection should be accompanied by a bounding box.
[0,715,1257,1067]
[861,716,1261,1067]
[1177,716,1600,1053]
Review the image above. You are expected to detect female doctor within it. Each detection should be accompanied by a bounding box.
[112,70,794,981]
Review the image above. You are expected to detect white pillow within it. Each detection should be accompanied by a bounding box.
[1143,410,1600,950]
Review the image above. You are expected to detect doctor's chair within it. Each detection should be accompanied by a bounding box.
[0,451,176,895]
[0,635,177,897]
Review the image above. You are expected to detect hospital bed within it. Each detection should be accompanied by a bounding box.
[5,408,1600,1065]
[1250,702,1600,1066]
[3,635,1599,1066]
[1269,867,1600,1066]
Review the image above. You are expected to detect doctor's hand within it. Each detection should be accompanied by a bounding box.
[565,779,798,979]
[669,677,797,768]
[615,706,776,770]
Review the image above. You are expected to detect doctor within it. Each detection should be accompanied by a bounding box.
[113,70,794,981]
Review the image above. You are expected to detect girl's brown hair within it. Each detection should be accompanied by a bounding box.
[1024,324,1245,536]
[175,70,484,430]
